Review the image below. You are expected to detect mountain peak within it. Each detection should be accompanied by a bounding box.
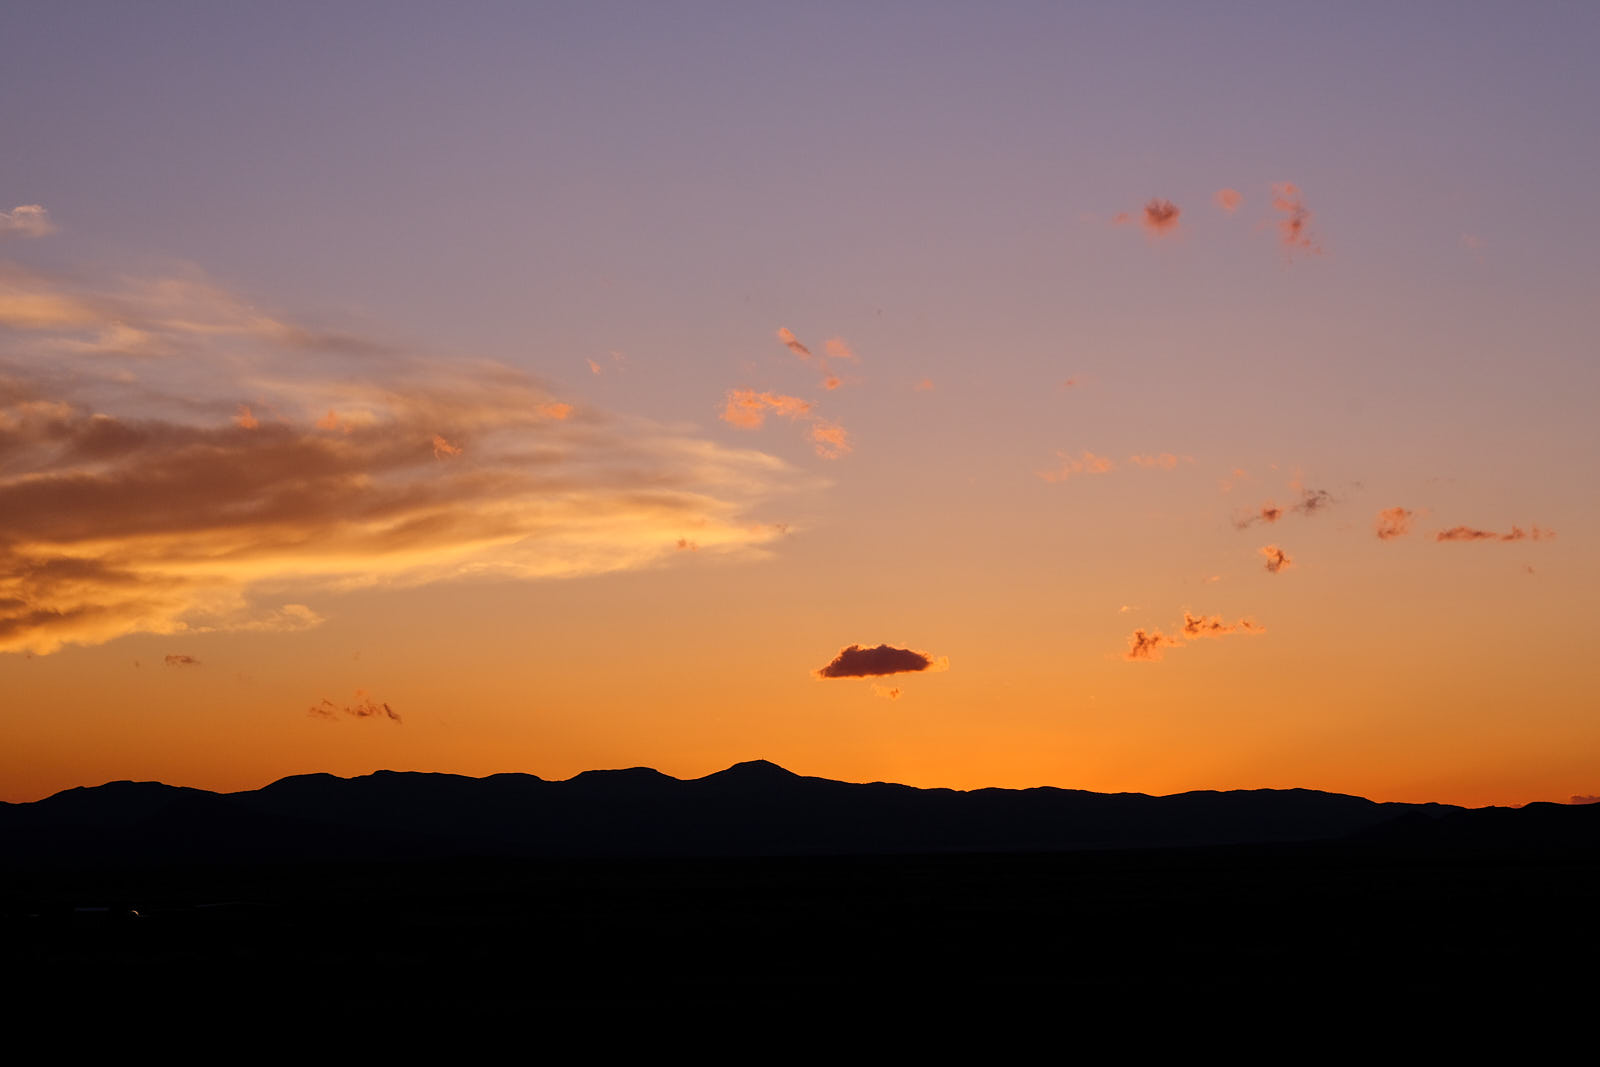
[701,759,800,782]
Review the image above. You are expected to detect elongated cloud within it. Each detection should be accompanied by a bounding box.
[776,327,812,360]
[1181,612,1265,638]
[1272,183,1321,256]
[0,263,807,655]
[776,328,856,390]
[816,643,944,679]
[1375,507,1413,541]
[720,389,813,429]
[163,653,200,667]
[1127,613,1264,661]
[1259,545,1292,573]
[1215,189,1242,213]
[309,690,400,722]
[1436,525,1554,542]
[1235,489,1332,528]
[1571,795,1600,805]
[431,433,462,458]
[1038,450,1115,483]
[0,205,55,239]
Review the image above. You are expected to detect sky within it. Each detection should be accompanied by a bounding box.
[3,2,1597,806]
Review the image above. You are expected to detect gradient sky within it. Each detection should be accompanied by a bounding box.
[3,2,1597,806]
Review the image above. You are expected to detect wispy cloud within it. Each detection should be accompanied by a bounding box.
[309,689,401,723]
[816,643,946,679]
[1271,183,1321,256]
[1235,489,1332,528]
[1115,198,1181,236]
[1126,612,1264,661]
[720,389,813,429]
[776,327,812,360]
[1436,525,1555,542]
[1375,506,1414,541]
[0,264,806,655]
[163,653,200,667]
[1259,545,1292,573]
[1125,628,1180,661]
[0,205,55,240]
[1038,450,1115,483]
[1215,189,1242,213]
[808,419,851,459]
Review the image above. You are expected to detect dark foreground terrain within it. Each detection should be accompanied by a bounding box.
[7,841,1598,1001]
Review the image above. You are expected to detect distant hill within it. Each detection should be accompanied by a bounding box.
[3,759,1595,866]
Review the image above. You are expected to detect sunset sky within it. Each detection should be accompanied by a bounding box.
[3,3,1596,806]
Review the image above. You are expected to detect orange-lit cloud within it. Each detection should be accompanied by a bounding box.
[309,690,400,723]
[720,389,813,429]
[1125,629,1180,661]
[431,433,462,459]
[1181,612,1265,639]
[808,420,851,459]
[1572,795,1600,805]
[163,653,200,667]
[676,538,697,551]
[1271,182,1321,256]
[1129,453,1188,469]
[914,378,934,392]
[816,643,944,679]
[824,338,855,362]
[1259,545,1292,573]
[1375,507,1414,541]
[234,404,259,430]
[0,204,55,239]
[586,357,602,375]
[776,327,812,360]
[1293,488,1333,515]
[1038,450,1115,483]
[1127,612,1264,661]
[1238,489,1332,527]
[1215,188,1242,213]
[872,684,903,701]
[0,267,807,655]
[1436,525,1554,542]
[1142,199,1181,235]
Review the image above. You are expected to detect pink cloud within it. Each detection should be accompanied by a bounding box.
[1215,188,1242,213]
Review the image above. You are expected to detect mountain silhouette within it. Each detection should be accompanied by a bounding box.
[3,760,1596,867]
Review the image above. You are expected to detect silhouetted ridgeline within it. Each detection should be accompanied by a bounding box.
[5,759,1596,866]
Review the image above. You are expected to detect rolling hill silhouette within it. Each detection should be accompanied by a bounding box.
[5,759,1593,866]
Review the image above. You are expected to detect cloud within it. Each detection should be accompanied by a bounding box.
[1129,453,1188,469]
[0,264,807,655]
[914,378,934,392]
[586,357,602,375]
[1436,525,1555,542]
[1375,507,1413,541]
[1571,795,1600,805]
[1038,450,1115,483]
[872,684,902,701]
[824,338,855,362]
[1215,189,1242,213]
[431,433,462,458]
[1234,503,1282,528]
[1143,199,1181,235]
[816,643,944,679]
[1271,183,1321,256]
[1125,629,1179,661]
[0,205,55,240]
[1236,489,1332,528]
[163,653,200,667]
[808,419,851,459]
[720,389,813,429]
[233,404,259,430]
[1293,488,1334,515]
[1180,612,1265,639]
[1259,545,1292,573]
[776,327,813,360]
[1127,613,1264,661]
[309,689,401,723]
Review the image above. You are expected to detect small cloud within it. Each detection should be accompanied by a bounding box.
[316,409,352,433]
[0,204,55,239]
[1129,453,1189,470]
[1125,629,1180,661]
[1375,507,1413,541]
[1293,488,1334,515]
[1219,467,1250,493]
[233,404,259,430]
[676,538,697,551]
[816,643,944,679]
[776,327,813,360]
[1215,188,1242,213]
[720,388,813,429]
[1436,524,1554,542]
[586,357,602,375]
[1271,183,1321,256]
[823,338,856,362]
[163,653,200,667]
[1571,795,1600,805]
[1060,378,1079,390]
[431,433,462,458]
[1234,503,1282,528]
[1259,545,1292,573]
[1142,198,1181,236]
[1038,450,1115,483]
[914,378,935,392]
[538,401,573,420]
[808,419,851,460]
[309,689,401,722]
[1118,604,1137,613]
[1180,612,1265,639]
[871,684,903,701]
